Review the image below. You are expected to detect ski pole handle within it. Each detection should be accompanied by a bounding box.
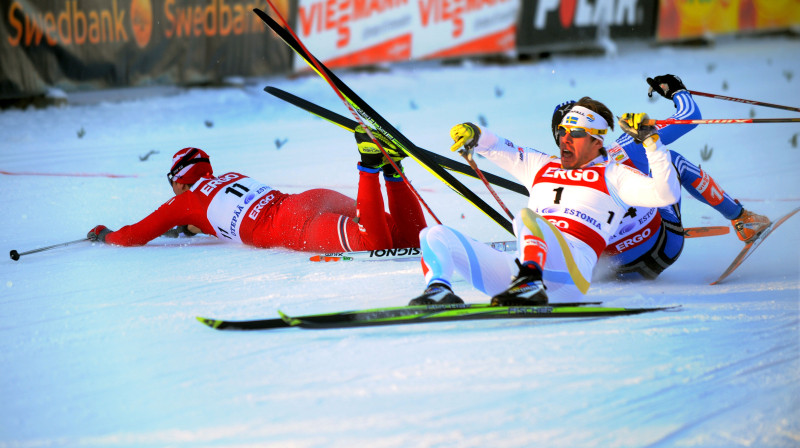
[10,238,90,261]
[644,117,800,126]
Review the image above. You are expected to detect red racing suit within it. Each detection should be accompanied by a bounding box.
[104,169,425,252]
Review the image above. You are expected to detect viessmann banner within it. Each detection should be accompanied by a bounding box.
[0,0,293,99]
[291,0,520,70]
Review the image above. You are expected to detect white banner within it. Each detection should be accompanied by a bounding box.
[294,0,520,70]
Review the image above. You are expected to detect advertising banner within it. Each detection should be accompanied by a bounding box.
[0,0,293,99]
[657,0,800,41]
[517,0,658,54]
[292,0,519,70]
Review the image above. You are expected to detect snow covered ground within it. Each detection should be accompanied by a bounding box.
[2,35,799,447]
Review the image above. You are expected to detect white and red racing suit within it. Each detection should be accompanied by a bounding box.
[105,167,426,252]
[419,128,680,300]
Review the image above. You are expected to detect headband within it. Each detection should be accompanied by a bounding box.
[560,106,609,141]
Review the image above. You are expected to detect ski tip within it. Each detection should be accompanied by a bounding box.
[196,316,224,329]
[277,310,301,326]
[309,255,347,262]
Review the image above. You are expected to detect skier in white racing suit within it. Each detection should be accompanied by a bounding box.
[409,97,681,306]
[551,75,769,280]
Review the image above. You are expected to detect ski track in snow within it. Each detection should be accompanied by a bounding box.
[1,36,799,447]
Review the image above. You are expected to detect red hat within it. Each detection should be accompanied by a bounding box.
[167,147,213,185]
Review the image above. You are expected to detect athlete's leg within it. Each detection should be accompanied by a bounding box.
[516,209,596,300]
[419,225,516,296]
[671,151,742,219]
[308,167,392,251]
[384,174,426,248]
[263,168,392,252]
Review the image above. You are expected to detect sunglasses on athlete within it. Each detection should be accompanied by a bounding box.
[557,124,607,139]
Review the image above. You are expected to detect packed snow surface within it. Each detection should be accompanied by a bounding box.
[2,36,799,447]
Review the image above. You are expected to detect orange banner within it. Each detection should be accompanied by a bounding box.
[657,0,800,40]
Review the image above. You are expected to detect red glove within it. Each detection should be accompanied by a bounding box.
[87,225,113,243]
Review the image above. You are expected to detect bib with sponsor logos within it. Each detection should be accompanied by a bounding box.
[192,173,276,243]
[529,161,627,257]
[604,206,661,256]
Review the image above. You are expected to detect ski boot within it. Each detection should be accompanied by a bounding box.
[408,282,464,306]
[731,208,770,243]
[490,261,548,306]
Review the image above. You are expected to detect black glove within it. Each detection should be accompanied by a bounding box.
[618,113,659,145]
[162,225,198,238]
[646,74,687,100]
[551,101,575,145]
[87,225,112,242]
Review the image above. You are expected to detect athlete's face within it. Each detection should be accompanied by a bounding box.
[559,131,604,170]
[171,181,191,196]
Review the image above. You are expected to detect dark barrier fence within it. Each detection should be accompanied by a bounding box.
[0,0,293,100]
[516,0,658,55]
[1,0,797,102]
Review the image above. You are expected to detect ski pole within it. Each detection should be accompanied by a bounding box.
[683,226,729,238]
[262,0,443,225]
[458,150,515,221]
[645,117,800,126]
[9,238,90,261]
[688,90,800,113]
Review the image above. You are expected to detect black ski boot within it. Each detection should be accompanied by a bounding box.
[491,260,548,306]
[408,283,464,306]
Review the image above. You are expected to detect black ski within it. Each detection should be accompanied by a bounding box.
[264,86,528,196]
[281,305,677,329]
[193,301,679,331]
[253,8,514,234]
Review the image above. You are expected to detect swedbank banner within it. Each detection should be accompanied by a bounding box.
[657,0,800,41]
[0,0,292,98]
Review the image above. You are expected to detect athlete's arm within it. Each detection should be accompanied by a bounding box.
[608,137,681,208]
[658,90,701,145]
[105,194,201,246]
[474,128,554,187]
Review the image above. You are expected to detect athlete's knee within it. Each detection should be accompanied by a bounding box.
[516,208,546,237]
[420,224,447,242]
[419,224,459,249]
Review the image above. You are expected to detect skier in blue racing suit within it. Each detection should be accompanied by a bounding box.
[551,74,770,280]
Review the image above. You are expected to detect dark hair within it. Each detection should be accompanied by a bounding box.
[574,96,614,131]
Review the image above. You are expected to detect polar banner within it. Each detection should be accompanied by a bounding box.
[656,0,800,41]
[516,0,657,54]
[0,0,293,100]
[292,0,519,70]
